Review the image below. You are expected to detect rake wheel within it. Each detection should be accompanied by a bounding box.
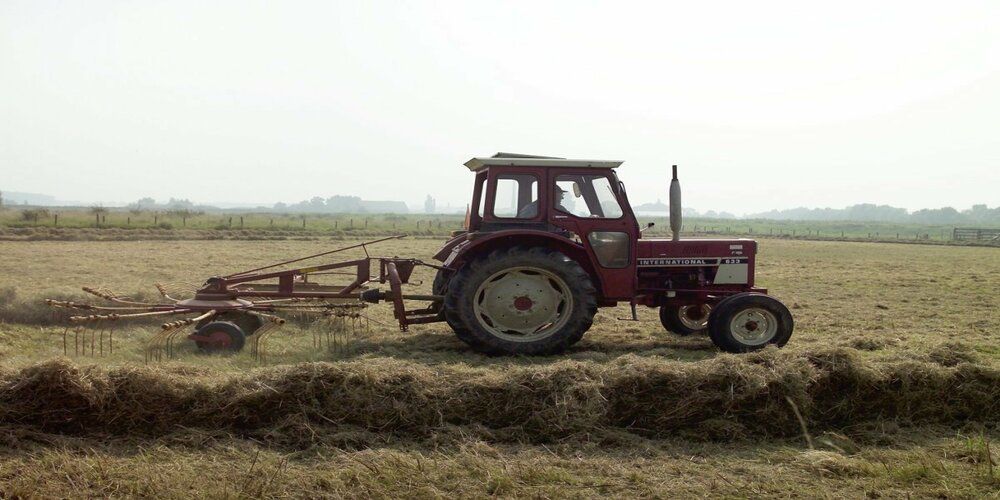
[193,321,247,353]
[196,311,265,336]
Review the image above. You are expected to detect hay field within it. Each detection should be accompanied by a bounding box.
[0,238,997,498]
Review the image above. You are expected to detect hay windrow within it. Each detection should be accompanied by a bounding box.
[0,350,997,444]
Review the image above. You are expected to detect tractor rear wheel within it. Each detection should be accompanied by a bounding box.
[444,246,597,355]
[659,304,711,335]
[434,268,477,344]
[708,293,793,353]
[193,321,246,353]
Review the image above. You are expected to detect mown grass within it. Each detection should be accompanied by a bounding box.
[0,238,997,497]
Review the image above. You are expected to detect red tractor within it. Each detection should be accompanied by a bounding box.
[48,152,793,359]
[427,153,793,355]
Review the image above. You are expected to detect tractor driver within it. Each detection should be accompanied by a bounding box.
[517,184,570,218]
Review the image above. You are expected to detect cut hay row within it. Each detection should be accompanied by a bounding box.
[0,348,996,444]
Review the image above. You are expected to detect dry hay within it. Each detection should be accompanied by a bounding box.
[0,347,997,445]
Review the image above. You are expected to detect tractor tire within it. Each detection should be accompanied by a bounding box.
[196,311,264,336]
[433,268,474,342]
[443,246,597,355]
[707,293,793,353]
[659,304,711,336]
[193,321,246,353]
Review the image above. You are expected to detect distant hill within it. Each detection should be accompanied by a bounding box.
[631,199,736,219]
[746,203,1000,224]
[0,191,82,206]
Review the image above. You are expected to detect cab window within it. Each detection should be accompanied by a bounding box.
[493,174,539,219]
[554,174,624,218]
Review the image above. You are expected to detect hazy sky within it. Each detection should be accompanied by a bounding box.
[2,1,998,214]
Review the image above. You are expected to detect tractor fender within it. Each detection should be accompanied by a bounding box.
[439,229,605,298]
[433,233,468,262]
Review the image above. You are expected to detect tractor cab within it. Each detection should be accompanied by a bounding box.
[463,152,636,234]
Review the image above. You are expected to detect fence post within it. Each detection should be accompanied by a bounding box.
[302,216,306,228]
[54,214,58,227]
[240,216,244,229]
[127,217,130,226]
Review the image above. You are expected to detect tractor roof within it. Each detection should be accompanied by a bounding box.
[464,152,623,171]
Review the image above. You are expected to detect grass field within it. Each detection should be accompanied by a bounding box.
[0,237,998,497]
[3,207,994,245]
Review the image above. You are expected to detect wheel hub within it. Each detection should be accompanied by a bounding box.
[513,296,534,311]
[729,308,778,345]
[473,267,573,342]
[678,304,711,330]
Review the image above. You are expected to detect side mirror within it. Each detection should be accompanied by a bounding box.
[571,182,582,198]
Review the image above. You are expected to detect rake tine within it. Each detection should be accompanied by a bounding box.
[62,327,68,356]
[109,326,114,354]
[146,325,174,363]
[99,329,104,357]
[82,286,154,306]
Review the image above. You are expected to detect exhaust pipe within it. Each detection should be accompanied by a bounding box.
[669,165,682,241]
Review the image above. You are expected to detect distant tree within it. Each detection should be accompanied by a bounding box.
[21,208,49,221]
[910,207,964,224]
[325,195,363,213]
[89,205,108,215]
[0,190,4,210]
[166,198,194,209]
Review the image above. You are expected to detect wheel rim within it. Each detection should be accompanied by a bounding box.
[678,304,711,330]
[729,307,779,346]
[472,266,573,342]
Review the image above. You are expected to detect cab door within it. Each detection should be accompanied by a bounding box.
[546,170,638,300]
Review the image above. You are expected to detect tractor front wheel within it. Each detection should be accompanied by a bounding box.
[708,293,793,353]
[444,247,597,355]
[659,304,711,335]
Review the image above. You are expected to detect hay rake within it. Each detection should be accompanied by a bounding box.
[45,236,444,363]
